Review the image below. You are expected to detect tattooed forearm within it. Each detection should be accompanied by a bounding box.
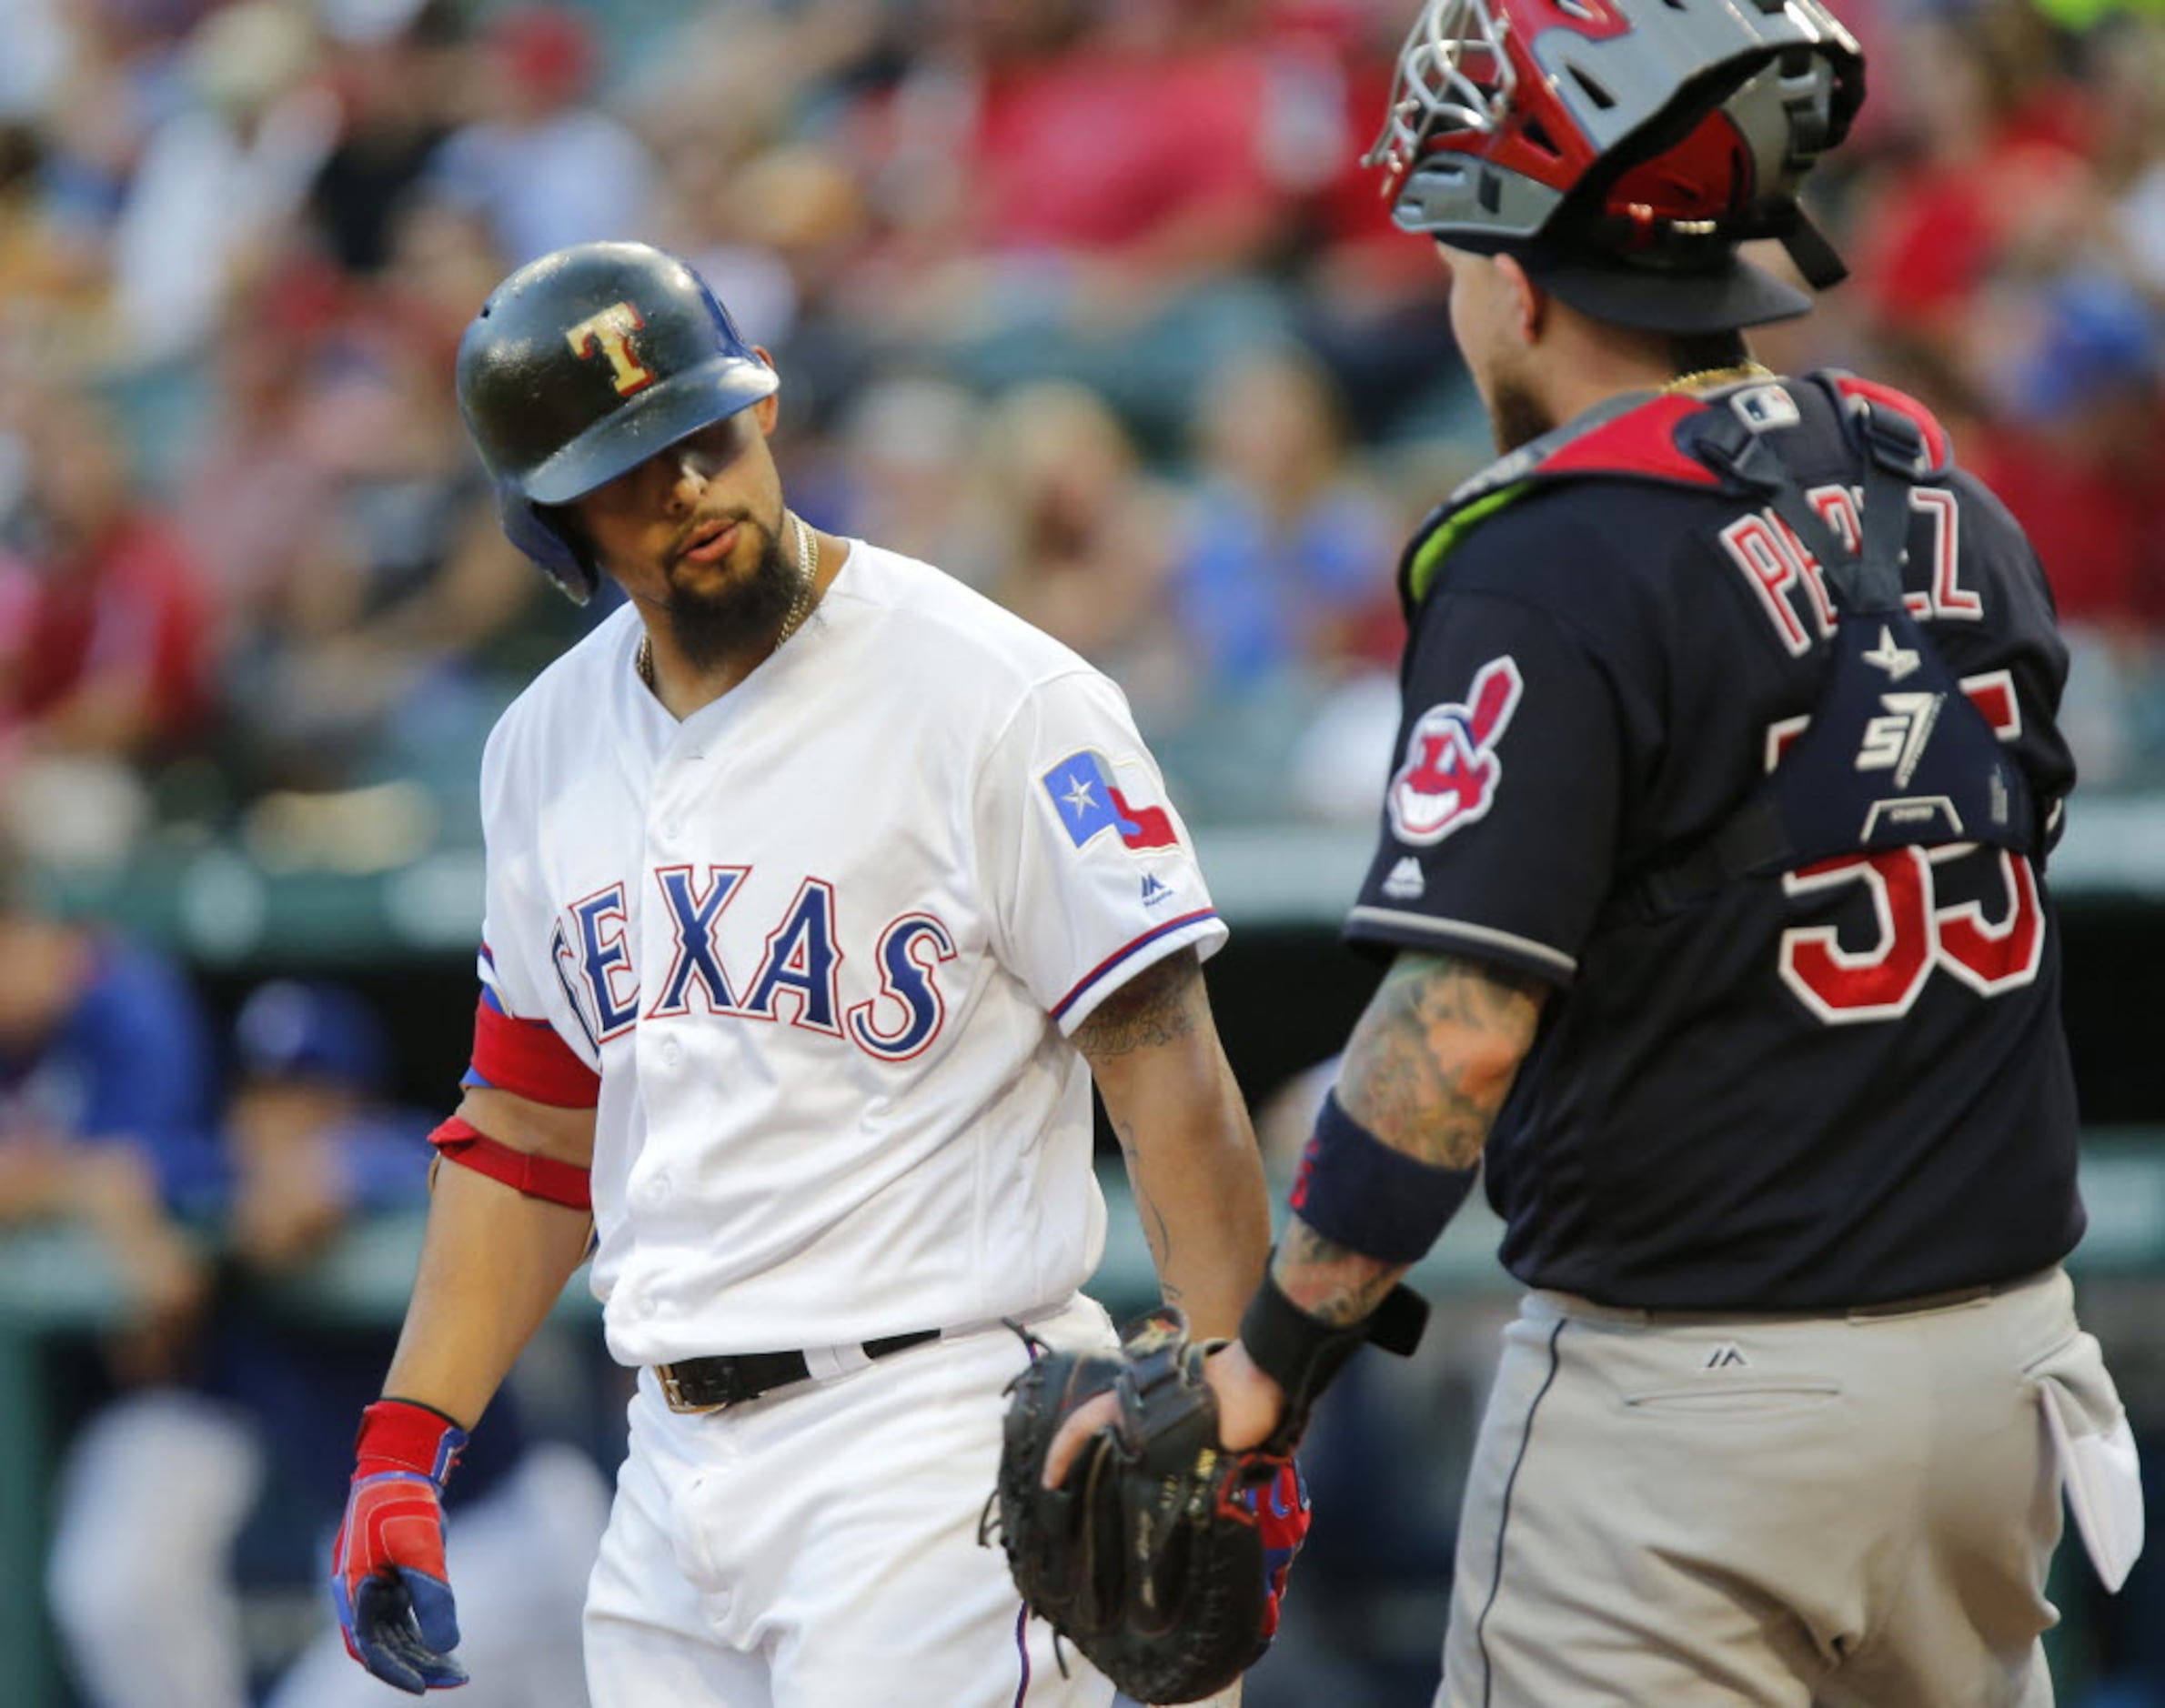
[1109,1110,1179,1279]
[1336,951,1545,1170]
[1267,952,1546,1328]
[1072,948,1201,1063]
[1273,1221,1408,1327]
[1079,945,1267,1339]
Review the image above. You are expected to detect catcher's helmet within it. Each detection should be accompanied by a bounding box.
[1368,0,1865,332]
[456,241,779,603]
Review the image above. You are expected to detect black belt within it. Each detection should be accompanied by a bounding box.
[656,1329,941,1412]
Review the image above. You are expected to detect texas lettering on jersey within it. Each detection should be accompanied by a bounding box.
[549,868,956,1063]
[1387,655,1523,847]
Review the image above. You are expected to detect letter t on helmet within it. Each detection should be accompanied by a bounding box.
[456,241,779,604]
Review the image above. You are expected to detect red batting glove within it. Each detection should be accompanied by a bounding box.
[331,1399,470,1694]
[1244,1457,1311,1642]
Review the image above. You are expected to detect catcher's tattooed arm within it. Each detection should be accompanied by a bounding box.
[1048,949,1543,1482]
[1075,947,1272,1341]
[1275,949,1547,1329]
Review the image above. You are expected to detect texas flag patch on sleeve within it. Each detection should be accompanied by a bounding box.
[1041,751,1180,851]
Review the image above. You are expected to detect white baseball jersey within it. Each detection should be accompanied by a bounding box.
[472,539,1226,1367]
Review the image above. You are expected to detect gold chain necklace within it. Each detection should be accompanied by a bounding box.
[1662,360,1775,396]
[637,511,818,690]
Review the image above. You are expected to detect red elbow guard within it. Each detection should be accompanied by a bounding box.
[428,1116,592,1211]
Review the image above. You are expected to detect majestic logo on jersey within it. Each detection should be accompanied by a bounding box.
[1141,872,1174,908]
[1382,856,1426,901]
[565,301,658,397]
[1387,657,1523,847]
[1042,751,1178,851]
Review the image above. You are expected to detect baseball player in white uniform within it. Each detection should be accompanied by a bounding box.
[326,241,1272,1707]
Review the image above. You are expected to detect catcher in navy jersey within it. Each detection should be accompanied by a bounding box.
[1034,1,2148,1703]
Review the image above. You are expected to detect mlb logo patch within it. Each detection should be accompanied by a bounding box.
[1389,656,1522,847]
[1042,751,1179,851]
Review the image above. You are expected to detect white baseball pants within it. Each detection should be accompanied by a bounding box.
[584,1293,1121,1708]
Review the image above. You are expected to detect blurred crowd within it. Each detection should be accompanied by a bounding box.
[0,850,609,1705]
[0,0,2160,879]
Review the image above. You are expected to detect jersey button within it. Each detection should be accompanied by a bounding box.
[661,1038,682,1066]
[661,819,682,843]
[645,1172,670,1205]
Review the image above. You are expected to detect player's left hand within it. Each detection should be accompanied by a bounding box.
[1042,1340,1286,1486]
[1011,1315,1309,1700]
[332,1399,470,1694]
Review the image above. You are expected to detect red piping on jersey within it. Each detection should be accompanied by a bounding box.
[429,1116,592,1211]
[1534,394,1726,487]
[1052,910,1219,1023]
[470,997,601,1107]
[1829,376,1953,469]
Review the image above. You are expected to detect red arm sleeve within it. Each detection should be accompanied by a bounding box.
[465,996,600,1108]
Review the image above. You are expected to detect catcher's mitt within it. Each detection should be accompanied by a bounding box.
[985,1310,1304,1706]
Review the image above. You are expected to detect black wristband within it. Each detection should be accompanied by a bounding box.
[1238,1267,1428,1453]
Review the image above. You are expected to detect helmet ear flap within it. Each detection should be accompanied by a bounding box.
[499,492,599,606]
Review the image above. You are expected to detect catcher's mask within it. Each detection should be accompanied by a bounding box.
[456,240,779,604]
[1367,0,1865,333]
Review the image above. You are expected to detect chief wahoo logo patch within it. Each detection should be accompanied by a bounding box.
[1387,656,1522,846]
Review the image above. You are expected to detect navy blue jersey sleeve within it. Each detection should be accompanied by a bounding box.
[1347,587,1624,986]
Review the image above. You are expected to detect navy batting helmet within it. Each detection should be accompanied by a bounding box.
[1368,0,1864,333]
[456,241,779,603]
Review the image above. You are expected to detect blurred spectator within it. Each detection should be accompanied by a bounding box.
[0,385,215,863]
[1157,347,1400,817]
[0,0,67,124]
[169,256,347,651]
[1173,346,1398,691]
[423,3,658,266]
[1974,271,2165,783]
[1845,4,2101,415]
[861,0,1302,436]
[3,0,2165,862]
[0,852,222,1379]
[1273,0,1485,438]
[21,0,209,337]
[629,5,866,355]
[1,387,214,755]
[972,379,1190,728]
[302,0,462,276]
[44,976,609,1708]
[826,373,1000,580]
[1976,271,2165,628]
[2095,15,2165,295]
[107,0,337,367]
[210,211,539,797]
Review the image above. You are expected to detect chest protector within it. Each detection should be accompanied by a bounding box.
[1401,374,2042,917]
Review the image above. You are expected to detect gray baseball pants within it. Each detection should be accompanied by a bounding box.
[1440,1265,2122,1707]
